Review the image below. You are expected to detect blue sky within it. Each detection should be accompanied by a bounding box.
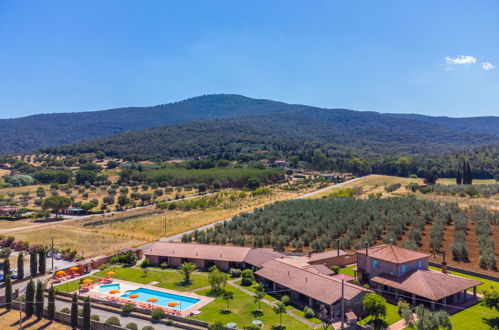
[0,1,498,118]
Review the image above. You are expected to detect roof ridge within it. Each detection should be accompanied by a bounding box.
[416,270,435,300]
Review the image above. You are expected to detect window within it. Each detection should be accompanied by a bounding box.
[401,264,407,273]
[418,260,423,269]
[372,260,379,268]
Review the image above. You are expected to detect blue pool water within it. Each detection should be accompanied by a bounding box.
[121,288,200,310]
[99,283,120,292]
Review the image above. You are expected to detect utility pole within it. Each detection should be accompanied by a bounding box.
[340,279,345,330]
[164,214,167,237]
[19,300,22,330]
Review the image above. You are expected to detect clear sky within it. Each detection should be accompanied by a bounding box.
[1,0,498,118]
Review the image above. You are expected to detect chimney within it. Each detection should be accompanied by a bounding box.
[441,252,447,274]
[337,239,340,256]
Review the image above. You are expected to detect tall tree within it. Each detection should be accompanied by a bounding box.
[47,286,55,321]
[82,296,91,330]
[17,252,24,280]
[483,290,499,311]
[362,293,387,321]
[30,251,38,277]
[41,195,71,218]
[71,293,79,329]
[273,302,287,327]
[178,262,197,284]
[4,274,12,310]
[222,290,234,311]
[38,248,46,274]
[3,257,10,279]
[466,160,473,185]
[456,169,462,185]
[25,279,35,317]
[35,280,44,318]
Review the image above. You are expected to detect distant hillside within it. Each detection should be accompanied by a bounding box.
[47,107,499,160]
[1,94,498,155]
[0,95,299,154]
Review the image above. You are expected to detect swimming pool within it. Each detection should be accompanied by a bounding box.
[121,288,200,311]
[99,283,120,292]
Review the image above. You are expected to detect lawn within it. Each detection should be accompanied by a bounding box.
[55,275,99,292]
[358,302,401,329]
[233,279,278,302]
[55,267,210,293]
[429,266,498,294]
[338,264,356,277]
[191,286,310,330]
[450,302,499,330]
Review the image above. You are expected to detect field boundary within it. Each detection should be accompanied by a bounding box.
[429,262,499,282]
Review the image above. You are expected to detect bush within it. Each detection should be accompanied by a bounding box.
[140,258,151,268]
[126,323,138,330]
[60,307,70,314]
[151,308,165,320]
[122,303,134,314]
[303,306,315,318]
[281,295,290,306]
[230,268,242,278]
[330,265,340,274]
[105,316,121,326]
[142,327,155,330]
[91,314,100,321]
[160,261,168,269]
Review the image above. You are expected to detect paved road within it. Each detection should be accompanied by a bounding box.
[142,175,370,248]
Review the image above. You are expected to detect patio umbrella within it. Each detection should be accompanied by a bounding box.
[168,302,179,307]
[82,279,94,284]
[129,294,140,299]
[147,298,158,302]
[252,320,263,327]
[55,270,66,276]
[69,266,79,271]
[105,271,116,277]
[109,290,120,294]
[226,322,238,329]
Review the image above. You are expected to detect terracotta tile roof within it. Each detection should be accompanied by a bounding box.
[244,248,286,268]
[302,264,335,275]
[331,273,356,282]
[371,269,482,301]
[255,259,369,305]
[145,242,251,262]
[356,244,428,264]
[307,250,348,262]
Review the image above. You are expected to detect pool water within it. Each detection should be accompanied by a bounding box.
[99,283,120,292]
[121,288,200,310]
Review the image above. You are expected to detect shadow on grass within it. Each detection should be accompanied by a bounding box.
[251,310,264,317]
[484,317,499,328]
[220,309,232,314]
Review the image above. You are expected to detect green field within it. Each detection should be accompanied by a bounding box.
[339,264,356,277]
[450,303,499,330]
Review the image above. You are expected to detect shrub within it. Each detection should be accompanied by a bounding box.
[60,307,70,314]
[303,306,315,318]
[126,323,138,330]
[151,307,165,320]
[105,316,121,326]
[230,268,242,278]
[91,314,100,321]
[281,295,290,306]
[160,261,168,269]
[122,303,134,314]
[140,258,151,268]
[330,265,340,274]
[142,327,155,330]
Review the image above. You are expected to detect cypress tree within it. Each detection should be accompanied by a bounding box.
[17,252,24,280]
[5,274,12,310]
[47,286,55,321]
[35,280,44,318]
[38,249,46,275]
[30,251,38,277]
[466,160,473,184]
[456,169,462,185]
[462,159,468,184]
[71,293,78,329]
[3,257,10,279]
[25,279,35,317]
[82,296,91,330]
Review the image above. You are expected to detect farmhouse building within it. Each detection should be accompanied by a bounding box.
[356,244,482,310]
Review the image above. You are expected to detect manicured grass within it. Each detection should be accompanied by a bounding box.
[450,302,499,330]
[233,279,278,302]
[358,302,401,329]
[339,264,356,277]
[291,308,323,324]
[55,276,97,292]
[429,266,498,294]
[191,287,310,330]
[93,267,210,291]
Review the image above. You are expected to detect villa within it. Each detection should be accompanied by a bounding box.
[356,244,483,310]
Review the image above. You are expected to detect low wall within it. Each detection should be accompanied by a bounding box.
[428,262,499,282]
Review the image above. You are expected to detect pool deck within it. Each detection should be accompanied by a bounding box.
[79,279,214,317]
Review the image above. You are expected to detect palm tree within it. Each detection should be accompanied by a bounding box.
[179,262,197,284]
[222,290,234,311]
[273,302,286,327]
[254,285,265,311]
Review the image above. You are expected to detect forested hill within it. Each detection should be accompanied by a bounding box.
[1,94,499,155]
[47,107,499,161]
[0,95,301,154]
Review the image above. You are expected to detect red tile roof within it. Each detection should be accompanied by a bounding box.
[255,259,369,305]
[307,250,348,262]
[371,269,482,301]
[357,244,428,264]
[244,248,286,267]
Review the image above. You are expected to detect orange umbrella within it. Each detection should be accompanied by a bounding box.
[105,271,116,276]
[129,294,139,299]
[168,302,179,307]
[69,266,79,271]
[82,279,94,284]
[55,271,66,276]
[109,290,120,294]
[147,298,158,302]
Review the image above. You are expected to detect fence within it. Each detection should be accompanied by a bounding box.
[428,262,499,282]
